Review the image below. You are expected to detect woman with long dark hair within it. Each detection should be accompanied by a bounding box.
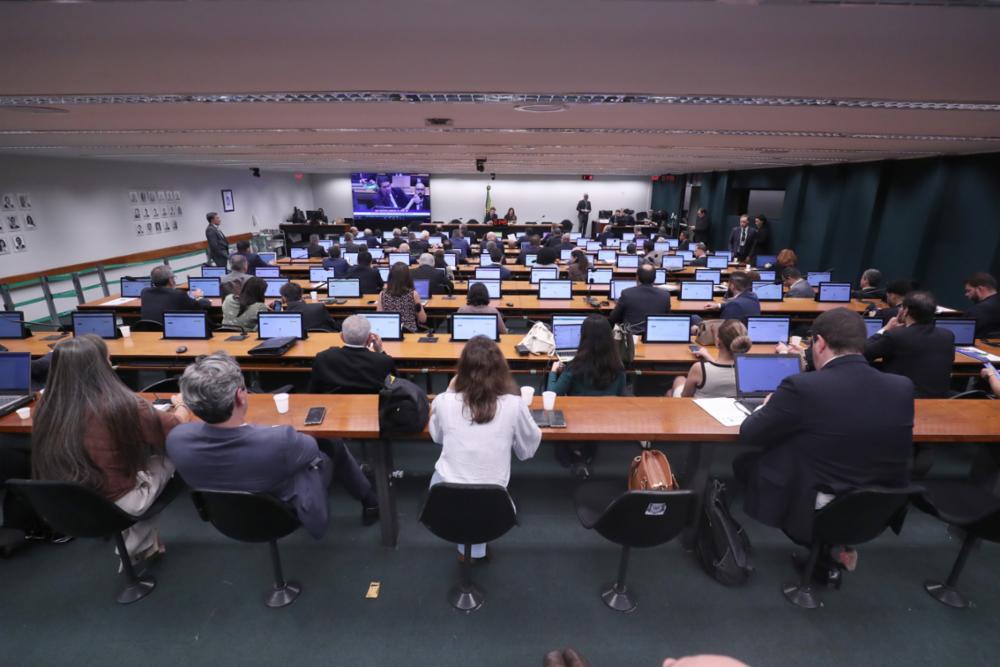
[566,249,590,283]
[32,335,190,563]
[221,275,269,331]
[429,336,541,560]
[547,315,626,476]
[377,262,427,332]
[456,282,507,333]
[504,207,517,223]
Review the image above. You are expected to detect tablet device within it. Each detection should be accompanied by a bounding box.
[0,311,27,339]
[290,247,309,260]
[389,252,411,266]
[752,281,784,302]
[254,266,281,278]
[616,254,639,269]
[328,278,361,298]
[188,277,221,298]
[661,256,684,271]
[475,267,501,280]
[816,282,851,303]
[258,312,305,340]
[72,311,119,339]
[610,279,636,300]
[530,266,559,284]
[201,266,227,278]
[362,313,402,341]
[163,311,210,339]
[653,269,667,285]
[679,281,714,301]
[263,278,289,298]
[934,318,976,346]
[807,271,833,288]
[586,268,613,285]
[747,316,790,344]
[310,267,335,283]
[537,279,572,300]
[120,278,151,298]
[695,269,721,285]
[451,313,500,342]
[643,315,692,343]
[258,252,277,265]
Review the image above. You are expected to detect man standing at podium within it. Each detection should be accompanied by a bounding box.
[576,193,591,235]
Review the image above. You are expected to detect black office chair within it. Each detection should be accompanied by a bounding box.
[574,482,695,612]
[913,480,1000,608]
[418,483,518,612]
[504,316,534,335]
[6,477,183,604]
[783,486,921,609]
[191,490,302,608]
[213,325,246,334]
[914,391,994,478]
[129,319,164,333]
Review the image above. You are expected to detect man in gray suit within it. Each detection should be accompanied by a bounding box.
[205,211,229,267]
[783,267,815,298]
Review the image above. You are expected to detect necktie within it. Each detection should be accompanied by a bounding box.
[740,228,746,246]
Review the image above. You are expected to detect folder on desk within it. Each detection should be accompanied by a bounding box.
[248,336,297,356]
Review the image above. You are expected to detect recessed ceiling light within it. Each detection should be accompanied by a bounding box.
[514,104,567,113]
[0,105,68,114]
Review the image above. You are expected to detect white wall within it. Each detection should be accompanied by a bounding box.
[0,154,313,320]
[309,174,652,223]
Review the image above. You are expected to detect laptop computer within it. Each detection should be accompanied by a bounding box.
[451,313,500,342]
[734,354,802,411]
[369,248,385,260]
[378,267,391,282]
[807,271,832,288]
[621,232,636,242]
[616,254,639,269]
[864,318,884,337]
[934,318,976,346]
[816,282,851,303]
[756,254,777,269]
[679,281,715,301]
[757,270,777,282]
[318,239,333,251]
[260,278,287,298]
[289,247,309,260]
[747,316,791,344]
[72,311,119,339]
[552,322,582,363]
[120,278,151,298]
[676,250,694,262]
[414,279,431,301]
[257,312,306,340]
[537,279,572,300]
[442,252,456,267]
[0,353,34,417]
[706,256,729,270]
[586,268,613,285]
[713,251,733,262]
[560,248,574,261]
[530,266,559,284]
[188,277,222,298]
[344,252,359,266]
[254,266,281,278]
[695,269,722,285]
[752,281,784,302]
[328,278,361,298]
[310,267,335,284]
[163,311,211,339]
[661,256,684,271]
[475,267,501,280]
[469,279,501,299]
[201,266,227,278]
[0,311,29,339]
[654,241,671,252]
[479,254,496,267]
[610,280,636,300]
[597,249,616,263]
[362,313,402,341]
[390,252,411,266]
[643,315,692,343]
[258,252,277,265]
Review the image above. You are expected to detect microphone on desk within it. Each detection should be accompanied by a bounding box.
[586,277,599,308]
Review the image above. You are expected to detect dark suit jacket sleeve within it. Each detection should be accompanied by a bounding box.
[739,377,803,449]
[609,299,625,325]
[863,332,891,362]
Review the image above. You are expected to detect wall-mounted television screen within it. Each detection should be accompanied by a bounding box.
[351,173,431,219]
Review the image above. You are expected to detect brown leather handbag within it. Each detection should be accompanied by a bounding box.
[628,450,678,491]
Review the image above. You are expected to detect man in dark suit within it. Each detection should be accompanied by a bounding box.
[736,308,914,550]
[204,211,229,267]
[408,231,430,256]
[167,352,378,535]
[876,279,913,325]
[692,208,710,244]
[322,245,350,277]
[344,250,384,294]
[609,263,671,331]
[279,282,339,332]
[140,265,210,323]
[309,315,396,394]
[370,178,406,209]
[306,234,327,258]
[964,272,1000,337]
[864,290,954,398]
[516,234,542,265]
[576,194,591,234]
[342,232,367,254]
[384,229,405,249]
[449,229,470,260]
[711,272,761,321]
[411,253,452,296]
[689,243,709,267]
[853,268,886,301]
[230,239,270,272]
[727,215,757,263]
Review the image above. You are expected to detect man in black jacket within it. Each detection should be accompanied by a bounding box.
[344,251,384,294]
[576,193,591,234]
[736,308,914,547]
[516,234,542,265]
[608,263,671,331]
[309,315,396,394]
[876,279,914,325]
[727,214,757,263]
[204,211,229,267]
[964,272,1000,337]
[410,253,452,296]
[279,282,339,332]
[140,265,211,323]
[306,234,328,258]
[864,291,954,398]
[853,268,886,301]
[692,208,710,244]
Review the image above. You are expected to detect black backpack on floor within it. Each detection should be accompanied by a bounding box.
[378,375,430,437]
[695,478,753,586]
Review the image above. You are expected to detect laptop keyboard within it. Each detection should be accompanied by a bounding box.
[737,398,766,412]
[0,394,26,404]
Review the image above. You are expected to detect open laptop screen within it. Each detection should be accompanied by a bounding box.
[451,314,499,342]
[621,232,636,242]
[363,313,402,341]
[201,266,227,278]
[369,248,385,260]
[934,318,976,346]
[0,352,30,393]
[714,251,733,261]
[735,354,802,396]
[616,254,639,269]
[328,278,361,298]
[553,323,582,351]
[560,249,574,261]
[475,267,501,280]
[552,315,587,329]
[344,252,359,266]
[695,269,721,285]
[290,247,309,260]
[442,252,456,267]
[747,317,790,344]
[654,241,671,252]
[318,239,333,251]
[752,282,783,301]
[469,279,501,299]
[413,279,431,301]
[644,316,691,343]
[662,256,684,271]
[610,280,636,300]
[188,277,221,298]
[0,311,25,338]
[310,267,335,283]
[676,250,694,262]
[653,269,667,285]
[807,271,832,288]
[378,267,391,282]
[756,254,777,268]
[258,312,304,339]
[120,278,151,298]
[163,311,209,339]
[757,270,776,282]
[479,254,496,267]
[597,249,616,263]
[530,266,559,284]
[72,311,117,339]
[258,252,277,265]
[865,319,883,338]
[706,256,729,270]
[263,278,289,298]
[679,281,714,301]
[254,266,281,278]
[586,268,612,285]
[817,282,851,303]
[537,279,572,300]
[389,253,411,266]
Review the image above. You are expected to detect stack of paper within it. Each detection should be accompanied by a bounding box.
[693,397,747,427]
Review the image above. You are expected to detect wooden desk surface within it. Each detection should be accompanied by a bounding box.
[3,395,999,443]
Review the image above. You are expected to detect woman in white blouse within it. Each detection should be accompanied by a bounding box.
[429,336,542,560]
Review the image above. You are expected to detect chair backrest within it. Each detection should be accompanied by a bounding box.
[418,483,517,545]
[130,319,164,333]
[191,490,300,543]
[6,479,135,538]
[138,376,181,393]
[593,489,695,548]
[812,486,918,546]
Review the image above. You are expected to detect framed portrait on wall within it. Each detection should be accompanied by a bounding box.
[221,189,235,212]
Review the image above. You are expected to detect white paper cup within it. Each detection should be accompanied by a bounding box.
[542,391,557,411]
[118,325,131,338]
[273,393,290,414]
[520,386,535,406]
[310,290,318,302]
[15,407,30,420]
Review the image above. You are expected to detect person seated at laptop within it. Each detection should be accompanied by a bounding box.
[321,244,350,277]
[516,234,543,265]
[230,239,271,272]
[457,282,508,334]
[342,232,367,254]
[852,268,885,301]
[32,335,191,564]
[221,276,269,332]
[863,290,954,398]
[964,272,1000,337]
[543,224,564,248]
[279,282,339,333]
[140,265,210,324]
[676,230,691,251]
[309,315,395,394]
[671,320,752,399]
[306,234,327,259]
[345,250,384,295]
[547,316,627,479]
[220,254,250,298]
[712,272,761,321]
[534,246,559,267]
[876,279,913,325]
[384,228,405,248]
[567,249,591,283]
[488,246,513,280]
[378,263,427,333]
[167,352,379,534]
[642,239,664,267]
[409,231,431,256]
[609,263,671,332]
[734,308,914,582]
[782,267,814,298]
[449,228,470,259]
[411,253,452,296]
[433,249,458,279]
[689,243,709,267]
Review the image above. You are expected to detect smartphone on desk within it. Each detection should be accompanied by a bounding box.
[304,406,327,426]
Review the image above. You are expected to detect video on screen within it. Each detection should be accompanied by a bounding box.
[352,173,431,219]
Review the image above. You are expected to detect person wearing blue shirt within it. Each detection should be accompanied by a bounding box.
[322,245,350,277]
[704,272,761,321]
